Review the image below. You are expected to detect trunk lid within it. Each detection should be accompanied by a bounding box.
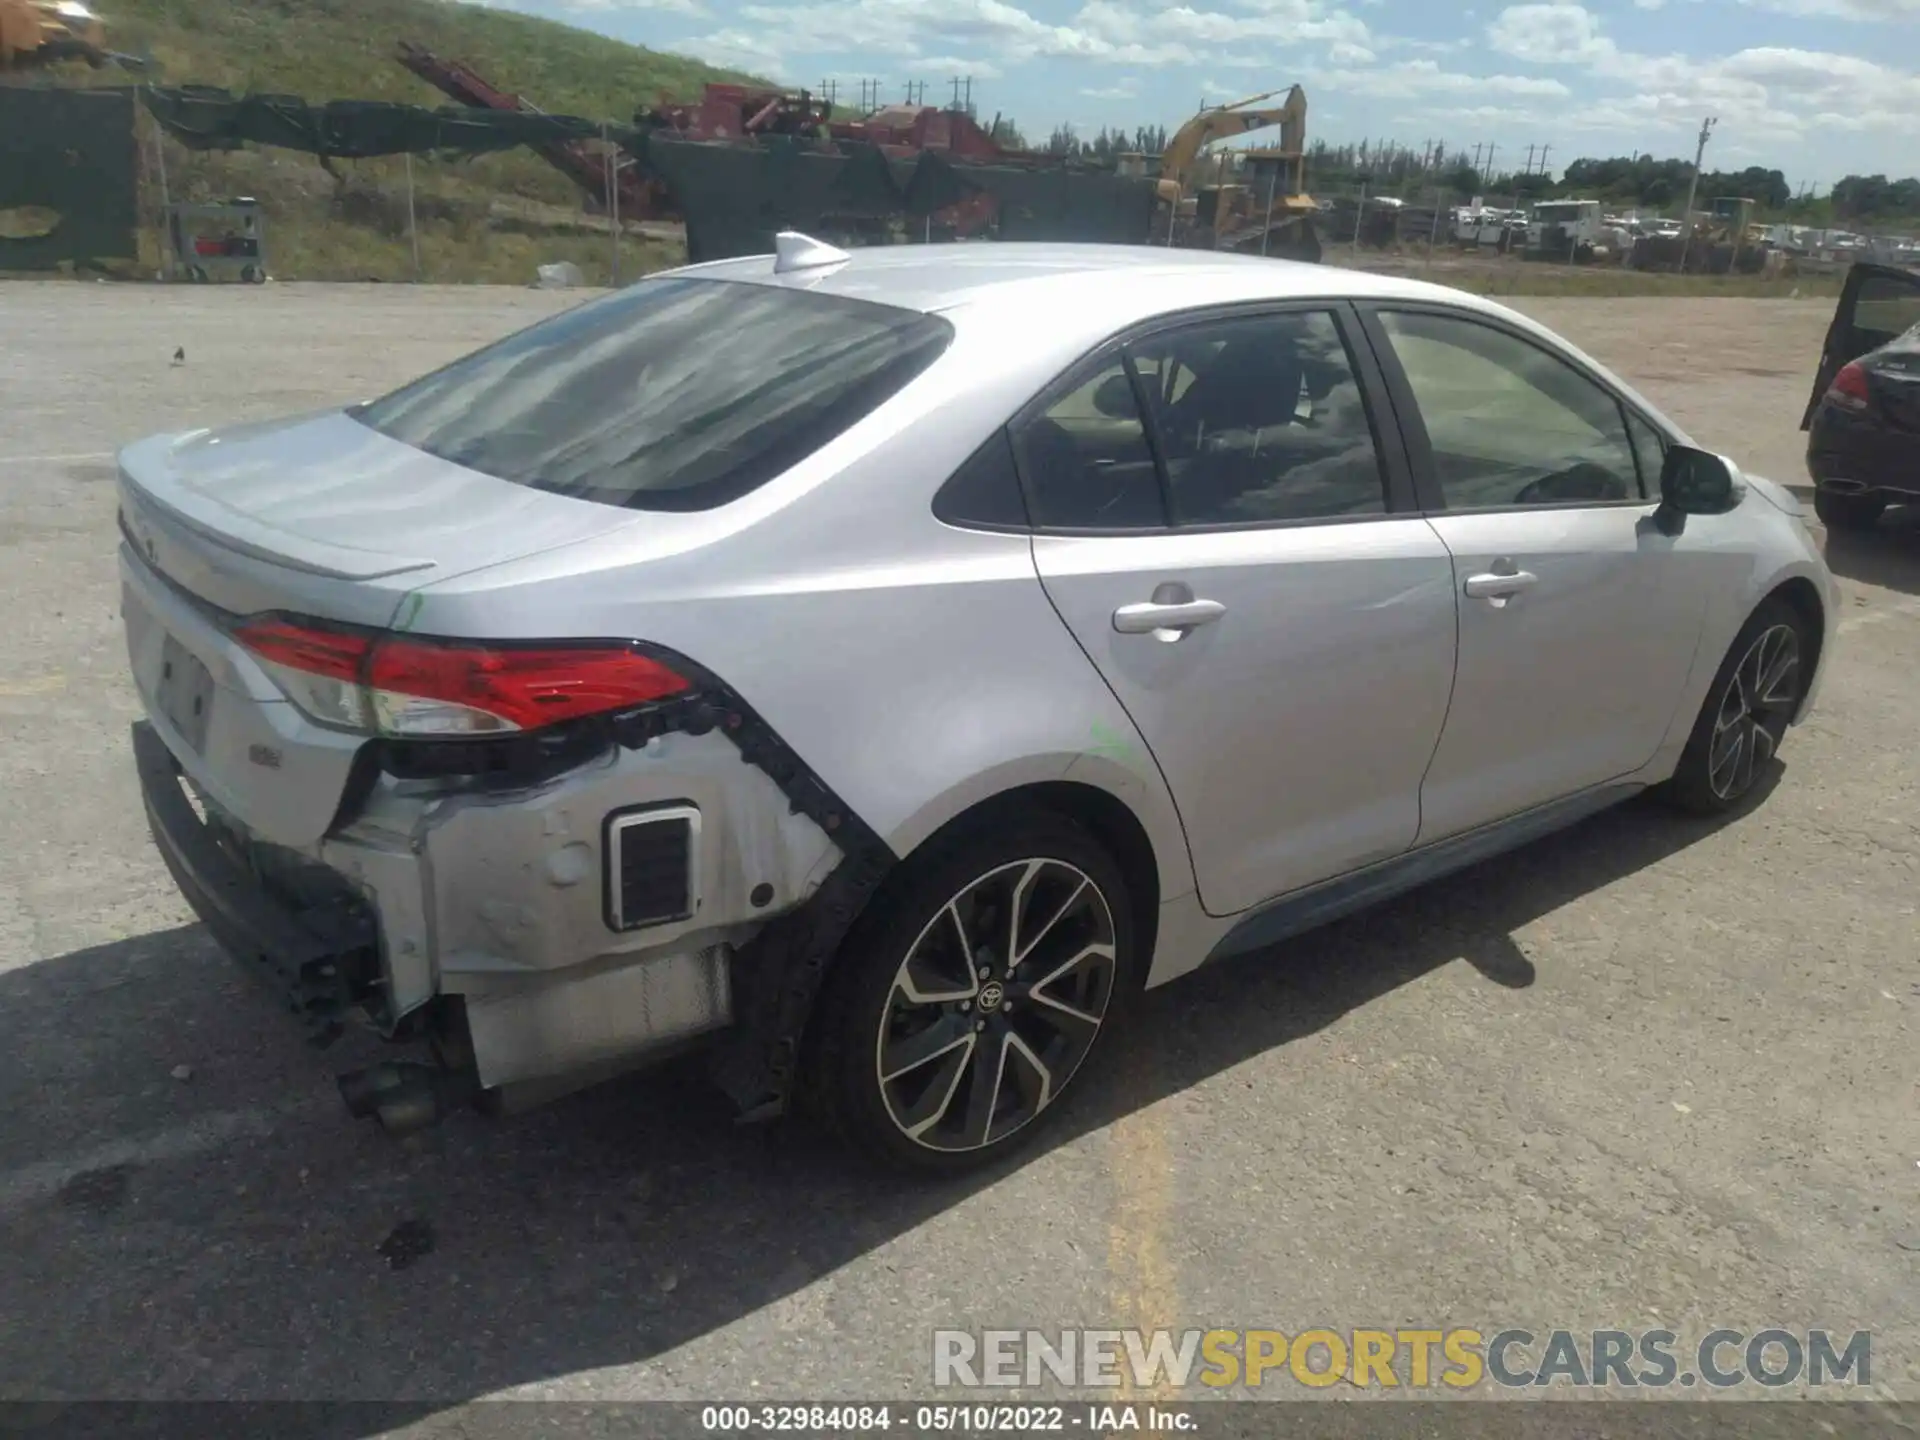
[117,409,648,629]
[117,409,660,849]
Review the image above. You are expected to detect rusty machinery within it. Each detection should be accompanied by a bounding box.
[396,42,1040,239]
[0,0,142,70]
[397,40,676,221]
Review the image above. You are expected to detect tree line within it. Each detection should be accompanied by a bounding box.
[1011,124,1918,227]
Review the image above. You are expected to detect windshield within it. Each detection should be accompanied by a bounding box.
[353,277,953,512]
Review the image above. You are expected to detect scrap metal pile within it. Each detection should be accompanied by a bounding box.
[133,46,1163,264]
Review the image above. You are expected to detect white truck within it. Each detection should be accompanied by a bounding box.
[1526,199,1610,260]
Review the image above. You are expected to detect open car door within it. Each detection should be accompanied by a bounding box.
[1803,263,1920,430]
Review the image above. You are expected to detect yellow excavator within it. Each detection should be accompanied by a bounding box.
[0,0,128,69]
[1123,86,1321,263]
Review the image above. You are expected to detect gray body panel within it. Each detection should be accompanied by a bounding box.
[1416,505,1714,842]
[116,242,1840,1097]
[1032,520,1457,916]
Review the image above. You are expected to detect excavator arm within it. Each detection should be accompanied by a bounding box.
[1158,86,1308,193]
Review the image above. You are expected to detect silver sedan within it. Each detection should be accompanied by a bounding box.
[117,237,1837,1173]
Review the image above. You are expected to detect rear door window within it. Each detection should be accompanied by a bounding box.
[1014,357,1168,529]
[1129,310,1387,525]
[353,277,953,512]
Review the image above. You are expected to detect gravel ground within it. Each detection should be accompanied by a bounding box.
[0,282,1914,1426]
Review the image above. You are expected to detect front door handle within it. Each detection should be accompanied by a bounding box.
[1463,569,1539,600]
[1113,598,1227,635]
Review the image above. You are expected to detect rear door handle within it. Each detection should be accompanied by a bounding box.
[1113,599,1227,635]
[1463,570,1539,599]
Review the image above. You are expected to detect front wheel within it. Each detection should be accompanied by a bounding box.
[1813,487,1885,531]
[1663,598,1812,814]
[802,809,1136,1175]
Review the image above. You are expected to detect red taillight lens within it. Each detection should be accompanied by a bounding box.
[234,618,691,737]
[368,639,690,735]
[1827,361,1871,412]
[234,617,371,681]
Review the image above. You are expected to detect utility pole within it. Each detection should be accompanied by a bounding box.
[1677,115,1717,272]
[1537,143,1551,177]
[1524,143,1536,176]
[1485,142,1497,180]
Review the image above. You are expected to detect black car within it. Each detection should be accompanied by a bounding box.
[1803,262,1920,531]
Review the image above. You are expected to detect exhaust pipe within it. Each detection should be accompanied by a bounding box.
[337,1061,478,1137]
[1821,478,1868,495]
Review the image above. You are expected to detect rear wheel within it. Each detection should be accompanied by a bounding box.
[803,809,1136,1175]
[1813,487,1885,531]
[1663,598,1811,814]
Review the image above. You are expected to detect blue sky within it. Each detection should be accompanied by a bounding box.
[467,0,1918,187]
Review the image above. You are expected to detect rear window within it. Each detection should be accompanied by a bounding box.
[352,277,953,512]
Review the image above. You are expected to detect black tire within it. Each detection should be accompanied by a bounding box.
[1663,597,1812,815]
[801,806,1138,1176]
[1813,487,1884,532]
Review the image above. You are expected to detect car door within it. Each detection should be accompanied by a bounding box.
[1801,263,1920,430]
[1360,304,1710,844]
[1023,303,1459,918]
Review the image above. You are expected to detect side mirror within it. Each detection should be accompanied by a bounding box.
[1092,372,1138,420]
[1654,445,1737,534]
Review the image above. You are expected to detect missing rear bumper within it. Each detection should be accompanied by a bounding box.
[132,720,377,1045]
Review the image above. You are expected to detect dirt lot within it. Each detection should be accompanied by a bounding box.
[0,282,1915,1422]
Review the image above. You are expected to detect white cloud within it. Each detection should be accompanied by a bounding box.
[1390,36,1473,54]
[1484,5,1920,146]
[1486,3,1615,64]
[1080,81,1138,98]
[685,0,1373,74]
[918,55,1005,78]
[1310,58,1572,99]
[1737,0,1919,16]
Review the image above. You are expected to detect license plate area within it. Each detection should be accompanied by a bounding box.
[155,635,216,754]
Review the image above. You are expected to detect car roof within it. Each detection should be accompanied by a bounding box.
[668,240,1479,317]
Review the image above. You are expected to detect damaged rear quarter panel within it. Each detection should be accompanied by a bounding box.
[394,334,1201,925]
[324,729,839,1021]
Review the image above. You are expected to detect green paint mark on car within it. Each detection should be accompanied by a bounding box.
[1088,720,1138,764]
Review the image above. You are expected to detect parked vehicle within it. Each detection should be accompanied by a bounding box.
[120,239,1837,1174]
[1526,199,1609,261]
[1803,261,1920,530]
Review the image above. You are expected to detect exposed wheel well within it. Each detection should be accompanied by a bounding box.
[1766,576,1826,690]
[912,782,1163,984]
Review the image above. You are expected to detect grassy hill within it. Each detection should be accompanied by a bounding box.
[43,0,767,280]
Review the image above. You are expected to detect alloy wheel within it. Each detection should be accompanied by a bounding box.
[874,858,1118,1153]
[1708,623,1801,801]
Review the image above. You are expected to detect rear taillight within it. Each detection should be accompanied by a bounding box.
[234,618,691,737]
[236,618,375,730]
[1826,362,1871,412]
[367,637,690,736]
